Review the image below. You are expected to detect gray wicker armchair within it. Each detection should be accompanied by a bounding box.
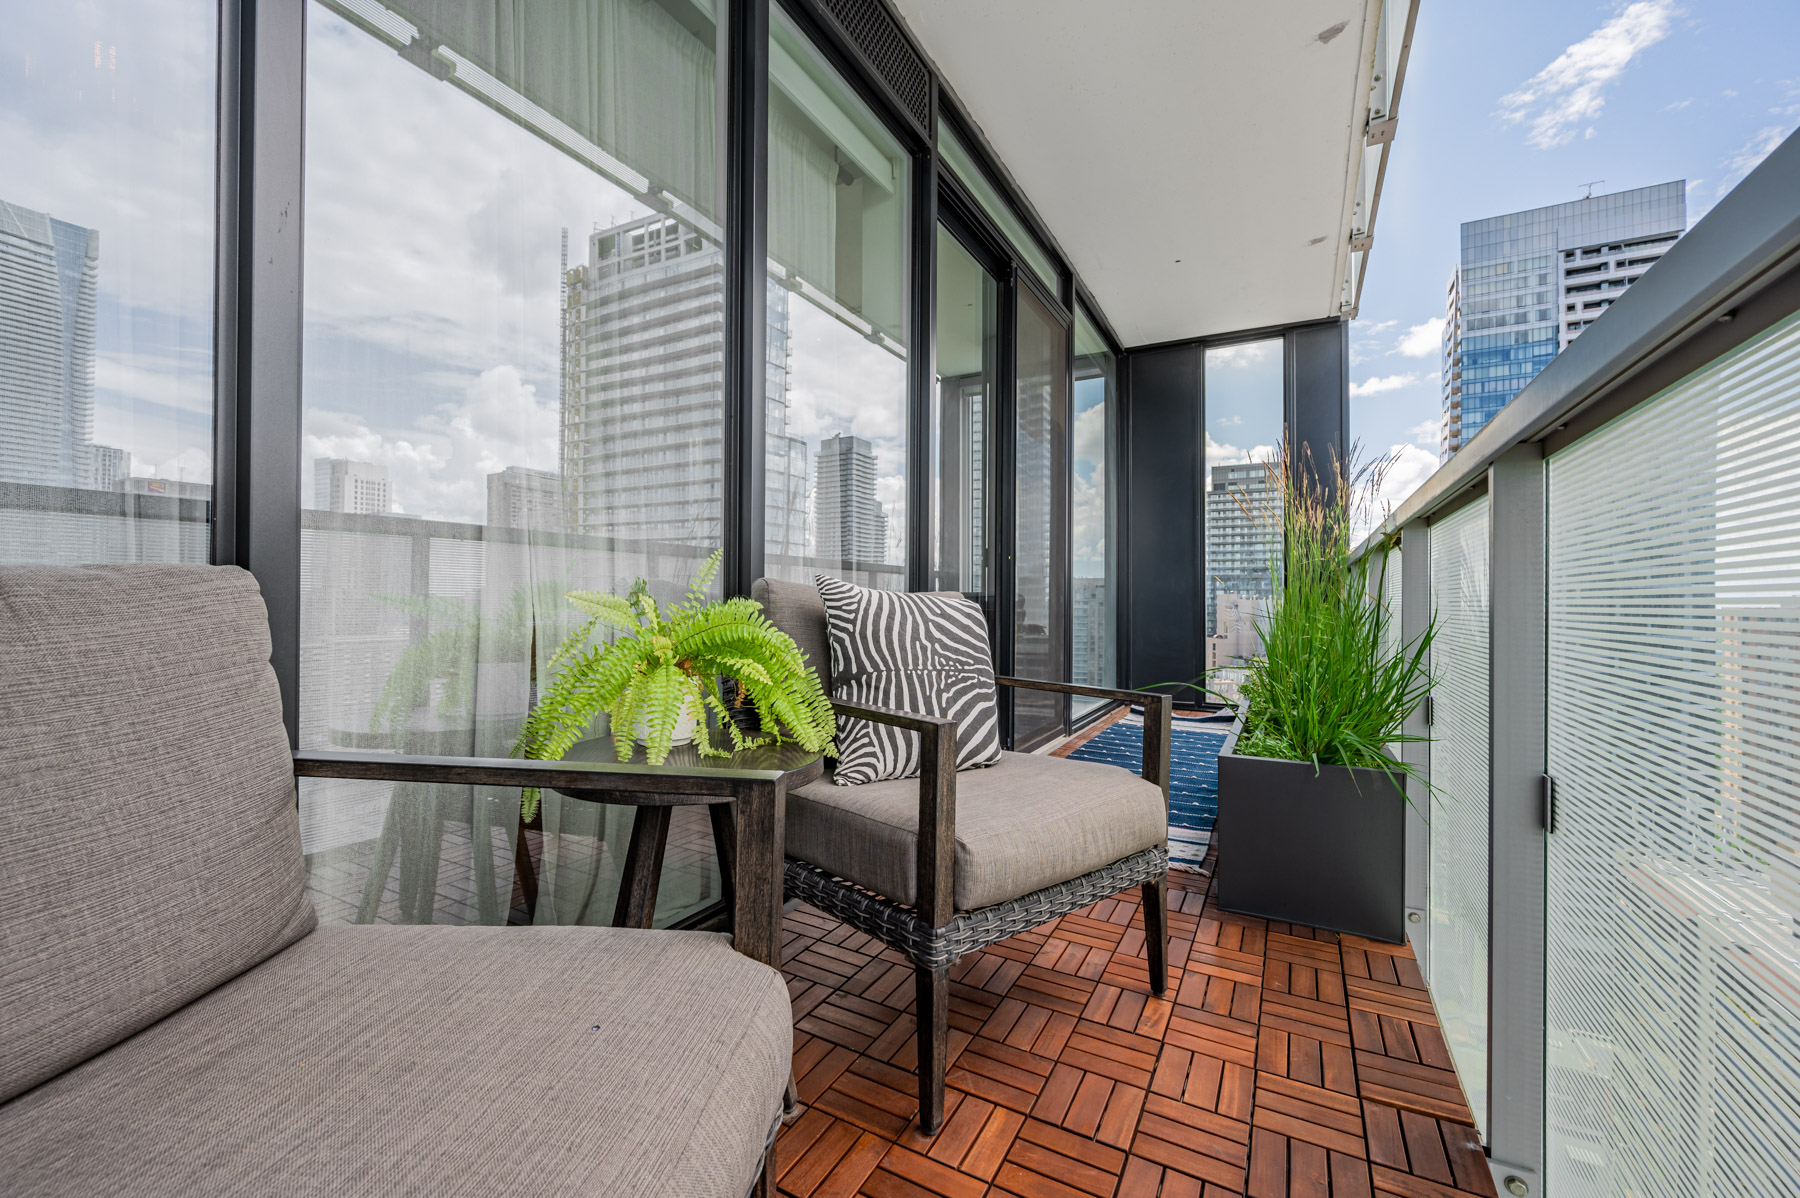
[752,578,1172,1134]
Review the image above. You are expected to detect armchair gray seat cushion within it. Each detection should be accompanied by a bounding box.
[787,750,1166,911]
[0,924,790,1198]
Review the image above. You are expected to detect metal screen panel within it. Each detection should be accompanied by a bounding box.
[1429,496,1491,1136]
[1545,310,1800,1196]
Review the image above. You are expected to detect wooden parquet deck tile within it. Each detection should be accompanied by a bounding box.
[777,846,1497,1197]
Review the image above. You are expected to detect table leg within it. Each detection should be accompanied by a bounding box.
[708,802,738,929]
[613,805,672,929]
[512,813,540,923]
[731,779,785,969]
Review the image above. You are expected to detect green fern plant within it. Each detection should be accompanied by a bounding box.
[511,550,837,818]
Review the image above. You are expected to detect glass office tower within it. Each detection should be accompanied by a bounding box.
[1441,181,1685,456]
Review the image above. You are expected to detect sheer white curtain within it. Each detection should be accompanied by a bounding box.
[301,0,728,928]
[768,105,838,290]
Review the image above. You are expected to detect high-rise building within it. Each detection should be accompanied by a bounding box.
[486,465,564,532]
[1071,574,1110,688]
[1442,181,1685,456]
[313,458,392,514]
[0,199,99,488]
[559,213,806,553]
[91,445,130,492]
[815,433,887,566]
[1204,461,1280,639]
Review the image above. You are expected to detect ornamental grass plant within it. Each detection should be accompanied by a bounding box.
[1230,446,1434,782]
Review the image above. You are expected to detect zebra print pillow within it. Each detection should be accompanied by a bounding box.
[815,576,1004,786]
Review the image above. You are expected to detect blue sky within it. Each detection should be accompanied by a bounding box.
[1350,0,1800,507]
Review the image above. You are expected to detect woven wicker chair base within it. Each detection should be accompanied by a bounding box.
[783,846,1170,971]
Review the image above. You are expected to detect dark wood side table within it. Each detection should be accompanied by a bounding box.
[549,739,825,931]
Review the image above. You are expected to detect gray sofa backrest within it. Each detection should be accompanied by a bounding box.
[751,577,832,695]
[0,565,316,1102]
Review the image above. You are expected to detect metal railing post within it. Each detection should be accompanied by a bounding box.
[1398,518,1431,958]
[1485,443,1547,1197]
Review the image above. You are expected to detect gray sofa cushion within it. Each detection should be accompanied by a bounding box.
[0,925,792,1198]
[0,564,314,1103]
[787,751,1167,911]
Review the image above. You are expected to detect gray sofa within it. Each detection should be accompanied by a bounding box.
[0,565,792,1197]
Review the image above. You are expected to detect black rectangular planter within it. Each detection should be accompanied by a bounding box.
[1215,743,1406,944]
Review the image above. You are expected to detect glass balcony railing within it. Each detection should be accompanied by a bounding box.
[1354,154,1800,1196]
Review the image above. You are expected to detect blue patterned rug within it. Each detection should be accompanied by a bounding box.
[1065,711,1230,871]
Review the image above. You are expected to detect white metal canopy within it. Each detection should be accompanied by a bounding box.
[890,0,1418,346]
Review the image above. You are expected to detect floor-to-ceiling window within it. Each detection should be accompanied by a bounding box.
[1202,338,1283,706]
[931,223,997,608]
[764,5,910,591]
[0,2,218,564]
[1071,308,1117,717]
[298,0,728,928]
[1013,286,1069,747]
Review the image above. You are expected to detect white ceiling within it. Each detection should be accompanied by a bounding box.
[891,0,1392,347]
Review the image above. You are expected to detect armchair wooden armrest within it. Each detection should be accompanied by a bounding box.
[828,700,959,930]
[993,679,1172,809]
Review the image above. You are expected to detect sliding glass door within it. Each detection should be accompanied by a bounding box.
[1011,284,1070,748]
[931,222,998,612]
[1071,309,1118,717]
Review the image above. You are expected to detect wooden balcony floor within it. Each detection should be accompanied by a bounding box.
[776,856,1497,1198]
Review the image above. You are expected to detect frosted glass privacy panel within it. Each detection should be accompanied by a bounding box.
[1545,310,1800,1197]
[1427,496,1490,1137]
[1379,547,1403,663]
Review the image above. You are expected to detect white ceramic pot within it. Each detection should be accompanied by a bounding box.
[633,690,702,748]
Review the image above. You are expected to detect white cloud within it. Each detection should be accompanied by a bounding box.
[95,356,213,416]
[1349,373,1422,398]
[1073,404,1106,475]
[142,446,214,485]
[1664,97,1693,111]
[1498,1,1676,149]
[1072,460,1108,575]
[1396,317,1445,358]
[304,364,557,523]
[1408,419,1440,448]
[1205,433,1276,471]
[1716,125,1795,199]
[1205,340,1280,369]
